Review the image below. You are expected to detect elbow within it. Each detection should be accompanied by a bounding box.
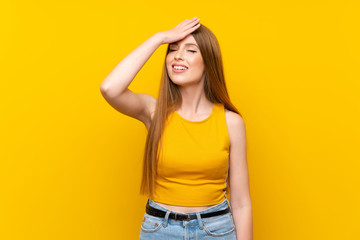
[99,84,127,99]
[100,81,112,95]
[232,202,252,210]
[100,80,108,92]
[100,85,107,95]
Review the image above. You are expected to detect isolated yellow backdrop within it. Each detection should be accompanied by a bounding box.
[1,0,359,239]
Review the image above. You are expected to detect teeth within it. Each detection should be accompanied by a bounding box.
[173,66,187,70]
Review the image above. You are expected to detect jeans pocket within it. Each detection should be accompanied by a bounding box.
[140,213,164,233]
[202,212,236,237]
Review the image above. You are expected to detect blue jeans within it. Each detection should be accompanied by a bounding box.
[139,198,237,239]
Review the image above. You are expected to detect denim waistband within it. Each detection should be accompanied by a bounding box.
[147,198,231,215]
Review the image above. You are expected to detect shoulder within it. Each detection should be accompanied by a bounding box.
[224,108,245,129]
[224,108,246,148]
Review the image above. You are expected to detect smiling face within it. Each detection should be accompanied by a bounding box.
[166,34,205,86]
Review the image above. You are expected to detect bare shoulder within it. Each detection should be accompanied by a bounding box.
[224,108,246,147]
[224,108,245,128]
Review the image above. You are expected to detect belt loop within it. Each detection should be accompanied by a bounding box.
[145,199,149,211]
[195,212,204,230]
[162,210,171,227]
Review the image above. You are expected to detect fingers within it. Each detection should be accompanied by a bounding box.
[176,18,190,28]
[184,17,199,27]
[182,19,200,32]
[177,17,199,28]
[177,19,200,33]
[176,19,188,27]
[184,23,201,35]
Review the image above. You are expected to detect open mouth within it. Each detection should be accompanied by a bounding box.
[172,67,188,73]
[172,65,189,72]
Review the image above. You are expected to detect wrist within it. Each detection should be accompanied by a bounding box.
[152,32,165,45]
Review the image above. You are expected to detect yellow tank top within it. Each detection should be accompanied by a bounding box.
[152,102,230,206]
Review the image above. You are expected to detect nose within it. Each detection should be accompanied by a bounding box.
[174,49,184,61]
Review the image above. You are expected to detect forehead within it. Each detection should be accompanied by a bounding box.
[169,35,198,47]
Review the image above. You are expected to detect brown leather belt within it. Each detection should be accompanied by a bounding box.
[145,202,231,221]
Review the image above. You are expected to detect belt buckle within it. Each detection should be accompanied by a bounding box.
[184,214,191,221]
[175,213,191,221]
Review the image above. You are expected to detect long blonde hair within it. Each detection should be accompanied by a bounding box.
[140,24,242,199]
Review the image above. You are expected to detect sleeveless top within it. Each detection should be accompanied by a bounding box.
[152,102,230,206]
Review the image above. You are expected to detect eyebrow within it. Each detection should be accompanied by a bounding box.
[170,43,199,48]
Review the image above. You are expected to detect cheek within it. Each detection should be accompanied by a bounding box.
[192,59,204,71]
[165,59,171,71]
[166,55,173,67]
[192,55,203,65]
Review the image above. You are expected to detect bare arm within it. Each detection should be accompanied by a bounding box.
[226,111,253,240]
[100,33,163,128]
[99,18,201,129]
[100,33,163,96]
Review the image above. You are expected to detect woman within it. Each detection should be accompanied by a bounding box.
[100,17,252,240]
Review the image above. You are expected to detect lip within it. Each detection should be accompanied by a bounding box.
[172,63,189,73]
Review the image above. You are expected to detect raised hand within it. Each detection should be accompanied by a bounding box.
[158,17,201,45]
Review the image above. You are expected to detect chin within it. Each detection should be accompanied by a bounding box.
[170,78,200,87]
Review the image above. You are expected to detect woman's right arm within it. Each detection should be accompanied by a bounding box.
[100,18,200,129]
[100,33,164,128]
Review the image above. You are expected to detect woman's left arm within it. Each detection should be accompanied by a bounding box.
[227,112,253,240]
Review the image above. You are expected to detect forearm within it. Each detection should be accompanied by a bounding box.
[100,33,164,98]
[232,206,253,240]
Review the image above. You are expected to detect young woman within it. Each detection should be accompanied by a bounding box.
[100,17,253,240]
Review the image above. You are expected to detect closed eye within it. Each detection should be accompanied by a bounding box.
[169,50,197,53]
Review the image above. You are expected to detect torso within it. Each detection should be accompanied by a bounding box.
[145,103,233,214]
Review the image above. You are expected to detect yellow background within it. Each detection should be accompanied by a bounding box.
[1,0,359,239]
